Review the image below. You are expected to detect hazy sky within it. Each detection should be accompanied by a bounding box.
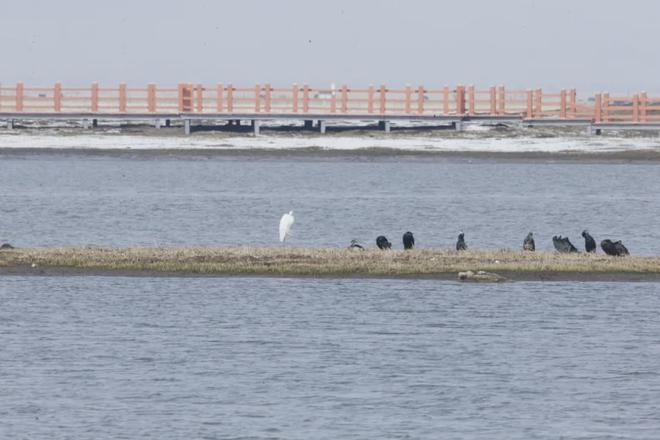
[2,0,658,94]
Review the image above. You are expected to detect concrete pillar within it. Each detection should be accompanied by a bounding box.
[155,119,162,129]
[6,119,14,130]
[184,119,191,135]
[585,124,593,136]
[304,119,314,130]
[82,119,91,129]
[252,120,261,136]
[453,120,464,132]
[378,120,391,133]
[317,120,326,134]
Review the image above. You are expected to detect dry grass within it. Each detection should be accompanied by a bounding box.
[1,246,659,277]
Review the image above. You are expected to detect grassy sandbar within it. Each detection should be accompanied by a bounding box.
[1,247,660,281]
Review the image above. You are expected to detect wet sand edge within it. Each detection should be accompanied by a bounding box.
[2,265,660,282]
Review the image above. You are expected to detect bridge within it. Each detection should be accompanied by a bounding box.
[1,82,659,135]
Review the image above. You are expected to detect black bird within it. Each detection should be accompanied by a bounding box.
[523,232,535,251]
[376,235,392,250]
[456,232,467,251]
[348,239,364,250]
[402,232,415,250]
[614,241,630,256]
[582,230,596,253]
[601,239,629,256]
[552,235,578,253]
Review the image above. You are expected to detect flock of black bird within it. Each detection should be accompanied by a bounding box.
[349,230,630,256]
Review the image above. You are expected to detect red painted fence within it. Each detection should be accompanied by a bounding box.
[0,82,657,122]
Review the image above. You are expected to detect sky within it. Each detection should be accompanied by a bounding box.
[1,0,658,95]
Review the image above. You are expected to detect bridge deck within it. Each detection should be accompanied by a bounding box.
[1,82,659,134]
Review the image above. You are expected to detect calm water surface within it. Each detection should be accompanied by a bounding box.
[2,276,660,439]
[1,153,659,253]
[2,151,660,438]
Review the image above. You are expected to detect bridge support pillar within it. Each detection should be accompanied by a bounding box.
[585,124,601,136]
[155,119,162,129]
[304,119,314,130]
[184,119,191,135]
[6,119,14,130]
[378,120,391,133]
[252,120,261,136]
[82,119,91,129]
[453,120,464,132]
[317,120,326,134]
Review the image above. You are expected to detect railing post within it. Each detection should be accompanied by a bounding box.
[526,90,533,119]
[535,88,542,118]
[594,93,602,123]
[367,85,374,114]
[16,82,24,112]
[264,83,271,113]
[340,85,348,113]
[330,87,337,113]
[195,84,203,113]
[227,83,233,113]
[456,85,465,114]
[119,83,127,113]
[443,86,449,115]
[302,84,309,113]
[147,83,156,113]
[498,85,505,115]
[91,82,99,112]
[379,85,386,115]
[254,84,261,113]
[467,85,475,115]
[177,83,185,112]
[292,83,298,113]
[640,92,648,122]
[569,89,576,118]
[559,89,566,119]
[404,85,411,114]
[632,94,639,123]
[414,86,423,114]
[489,86,496,115]
[54,82,62,112]
[602,92,609,122]
[216,83,223,112]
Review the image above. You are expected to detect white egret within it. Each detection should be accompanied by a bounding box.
[279,211,295,243]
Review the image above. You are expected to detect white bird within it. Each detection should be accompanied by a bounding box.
[279,211,295,243]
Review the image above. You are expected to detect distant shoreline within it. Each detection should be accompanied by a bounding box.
[1,122,660,161]
[2,247,659,282]
[3,147,660,162]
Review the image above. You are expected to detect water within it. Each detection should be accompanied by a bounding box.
[2,150,660,437]
[1,152,659,253]
[2,276,660,439]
